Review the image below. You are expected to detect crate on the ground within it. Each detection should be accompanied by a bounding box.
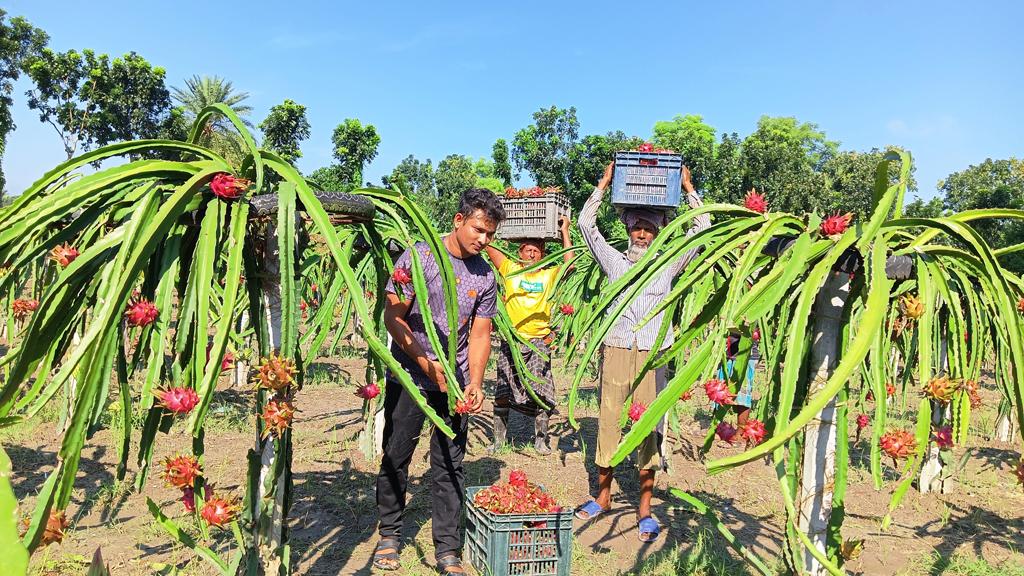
[611,150,683,208]
[497,193,570,241]
[464,486,573,576]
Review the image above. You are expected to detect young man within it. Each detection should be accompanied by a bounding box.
[373,188,505,575]
[484,215,573,455]
[573,162,710,542]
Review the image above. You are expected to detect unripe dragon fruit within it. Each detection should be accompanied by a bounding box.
[743,189,768,213]
[355,382,380,400]
[200,493,240,528]
[900,294,924,320]
[50,243,79,267]
[125,297,158,327]
[879,429,916,460]
[922,376,958,404]
[628,401,646,422]
[257,353,297,391]
[160,454,202,488]
[932,426,953,450]
[704,378,735,405]
[820,212,854,236]
[209,173,250,200]
[260,398,296,439]
[716,421,738,444]
[158,387,200,414]
[739,418,767,445]
[392,267,412,285]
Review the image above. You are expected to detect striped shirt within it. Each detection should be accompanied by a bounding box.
[578,186,711,351]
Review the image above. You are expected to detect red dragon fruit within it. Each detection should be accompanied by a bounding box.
[200,493,240,528]
[158,387,200,415]
[11,298,38,321]
[856,414,870,431]
[125,298,158,327]
[257,353,296,391]
[716,421,738,444]
[160,454,202,488]
[743,189,768,213]
[355,382,380,400]
[50,243,80,267]
[704,378,736,405]
[932,426,954,450]
[392,267,412,285]
[628,401,646,422]
[820,212,854,236]
[509,469,528,488]
[879,429,916,461]
[560,304,575,316]
[751,327,761,342]
[680,389,693,401]
[260,398,296,438]
[739,419,767,445]
[637,142,655,152]
[209,173,250,200]
[886,382,896,397]
[455,399,472,414]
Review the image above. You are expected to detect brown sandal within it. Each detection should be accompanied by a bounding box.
[372,537,401,571]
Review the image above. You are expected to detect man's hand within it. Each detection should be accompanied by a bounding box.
[597,162,614,190]
[464,381,485,413]
[559,215,571,233]
[428,360,448,393]
[682,165,695,194]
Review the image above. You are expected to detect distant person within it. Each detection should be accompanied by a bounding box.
[373,188,505,575]
[485,215,574,455]
[573,162,710,543]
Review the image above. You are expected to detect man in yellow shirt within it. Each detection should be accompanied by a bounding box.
[484,216,573,454]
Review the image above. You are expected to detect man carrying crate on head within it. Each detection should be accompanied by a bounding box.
[573,161,710,543]
[484,215,574,455]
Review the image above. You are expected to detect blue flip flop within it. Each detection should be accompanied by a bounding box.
[574,500,607,520]
[638,516,661,542]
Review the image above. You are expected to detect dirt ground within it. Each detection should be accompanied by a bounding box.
[7,355,1024,575]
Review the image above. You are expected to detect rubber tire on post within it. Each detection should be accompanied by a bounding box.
[248,190,375,222]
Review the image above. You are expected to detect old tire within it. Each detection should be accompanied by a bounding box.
[248,190,375,223]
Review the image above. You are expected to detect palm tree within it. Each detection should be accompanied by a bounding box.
[172,75,253,163]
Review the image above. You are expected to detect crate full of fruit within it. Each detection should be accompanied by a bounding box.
[611,143,683,209]
[497,186,570,241]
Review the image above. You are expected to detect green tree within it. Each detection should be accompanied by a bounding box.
[819,147,917,217]
[511,105,580,189]
[331,118,380,189]
[492,138,513,187]
[0,9,47,195]
[903,196,944,218]
[651,114,716,192]
[171,75,252,163]
[307,165,348,192]
[434,154,475,227]
[24,49,172,159]
[740,116,839,214]
[473,157,495,178]
[258,99,310,166]
[566,130,644,210]
[706,132,743,203]
[382,154,435,197]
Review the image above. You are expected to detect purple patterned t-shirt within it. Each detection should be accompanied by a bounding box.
[386,240,497,391]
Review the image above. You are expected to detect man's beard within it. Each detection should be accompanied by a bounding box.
[626,241,648,263]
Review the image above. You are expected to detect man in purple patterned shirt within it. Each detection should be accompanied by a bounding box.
[373,188,505,575]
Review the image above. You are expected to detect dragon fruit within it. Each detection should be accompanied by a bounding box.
[509,469,528,488]
[125,298,158,327]
[738,419,767,445]
[628,401,646,422]
[820,212,854,236]
[900,294,924,320]
[856,414,870,431]
[932,426,954,450]
[560,304,575,316]
[209,173,250,200]
[39,509,69,546]
[716,421,738,444]
[680,389,693,401]
[704,378,735,405]
[879,429,916,460]
[50,243,80,267]
[260,398,296,439]
[11,298,38,320]
[472,474,561,515]
[922,376,958,404]
[886,382,896,397]
[158,387,200,414]
[743,189,768,213]
[181,486,197,512]
[455,399,472,414]
[1018,297,1024,314]
[355,382,381,400]
[751,327,761,342]
[964,379,982,408]
[392,267,412,285]
[160,454,202,488]
[200,493,240,528]
[257,353,296,391]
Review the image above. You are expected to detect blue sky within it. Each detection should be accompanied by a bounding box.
[4,0,1022,200]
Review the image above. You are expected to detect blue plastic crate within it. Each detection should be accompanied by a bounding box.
[611,151,683,208]
[464,486,573,576]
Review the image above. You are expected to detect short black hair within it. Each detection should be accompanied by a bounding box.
[457,188,506,224]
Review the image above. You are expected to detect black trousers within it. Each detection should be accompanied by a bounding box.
[376,379,468,560]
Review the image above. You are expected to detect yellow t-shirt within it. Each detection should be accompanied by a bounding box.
[499,259,560,339]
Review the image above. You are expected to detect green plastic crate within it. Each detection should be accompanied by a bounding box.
[465,486,573,576]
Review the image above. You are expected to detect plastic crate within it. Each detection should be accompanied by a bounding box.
[497,194,570,241]
[611,151,683,208]
[464,486,573,576]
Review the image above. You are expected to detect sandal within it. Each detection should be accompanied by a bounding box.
[436,554,465,575]
[372,537,401,571]
[638,516,661,542]
[574,499,608,520]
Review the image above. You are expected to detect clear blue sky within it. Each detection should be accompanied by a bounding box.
[4,0,1022,200]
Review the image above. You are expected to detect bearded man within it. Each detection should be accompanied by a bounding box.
[573,162,710,543]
